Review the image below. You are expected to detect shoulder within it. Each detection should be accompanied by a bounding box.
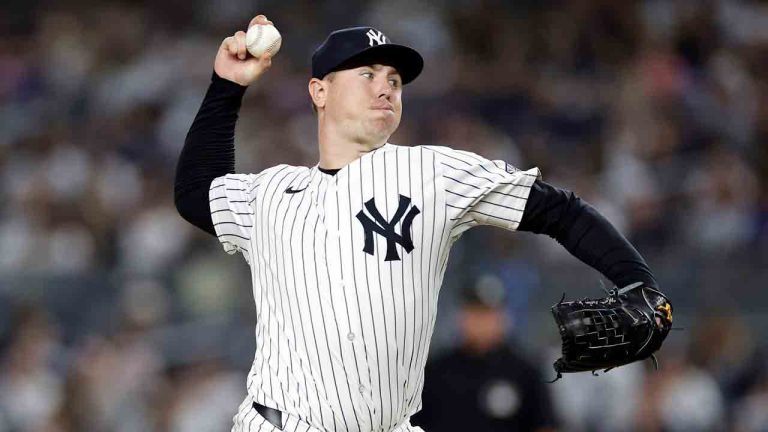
[247,164,309,184]
[375,143,455,163]
[250,164,310,193]
[260,164,308,177]
[418,145,495,167]
[380,144,529,176]
[383,144,480,163]
[213,164,308,191]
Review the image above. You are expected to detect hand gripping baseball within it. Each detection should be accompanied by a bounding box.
[214,15,275,86]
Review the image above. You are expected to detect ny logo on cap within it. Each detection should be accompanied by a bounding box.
[366,29,388,47]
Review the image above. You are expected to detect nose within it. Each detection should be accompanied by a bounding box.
[378,87,391,101]
[376,77,393,100]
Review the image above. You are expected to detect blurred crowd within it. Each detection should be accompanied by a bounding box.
[1,0,767,430]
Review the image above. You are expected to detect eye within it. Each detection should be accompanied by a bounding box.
[389,78,401,88]
[360,71,374,79]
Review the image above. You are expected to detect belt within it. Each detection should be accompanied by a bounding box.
[253,401,283,429]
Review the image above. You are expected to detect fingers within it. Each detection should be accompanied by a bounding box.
[220,32,248,60]
[244,52,272,72]
[249,14,273,29]
[221,36,237,57]
[234,30,247,60]
[219,15,274,60]
[259,52,273,69]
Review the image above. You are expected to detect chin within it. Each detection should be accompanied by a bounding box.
[363,118,397,138]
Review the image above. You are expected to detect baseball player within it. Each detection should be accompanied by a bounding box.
[174,15,671,432]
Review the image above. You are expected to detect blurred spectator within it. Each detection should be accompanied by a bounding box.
[162,360,244,432]
[640,349,726,432]
[61,335,159,431]
[683,144,758,254]
[413,276,558,431]
[547,351,646,432]
[0,303,63,431]
[733,358,768,432]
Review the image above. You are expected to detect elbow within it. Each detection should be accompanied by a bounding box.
[173,176,187,219]
[173,157,184,216]
[174,188,186,220]
[173,182,217,237]
[174,181,209,222]
[174,186,192,224]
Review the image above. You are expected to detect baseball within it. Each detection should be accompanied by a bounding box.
[246,24,282,58]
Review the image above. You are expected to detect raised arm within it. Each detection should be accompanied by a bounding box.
[174,15,274,235]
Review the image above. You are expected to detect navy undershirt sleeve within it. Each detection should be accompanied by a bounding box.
[174,72,247,237]
[517,179,658,289]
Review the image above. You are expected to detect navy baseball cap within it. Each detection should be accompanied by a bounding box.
[312,27,424,85]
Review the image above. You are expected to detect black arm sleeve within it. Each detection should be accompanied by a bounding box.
[517,179,658,289]
[174,72,247,236]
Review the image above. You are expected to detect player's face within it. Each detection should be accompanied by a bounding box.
[325,64,403,143]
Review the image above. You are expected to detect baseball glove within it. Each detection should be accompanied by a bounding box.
[548,281,673,382]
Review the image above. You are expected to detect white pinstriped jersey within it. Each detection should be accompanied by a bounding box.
[209,143,540,432]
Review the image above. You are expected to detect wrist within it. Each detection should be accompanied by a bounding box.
[211,71,249,95]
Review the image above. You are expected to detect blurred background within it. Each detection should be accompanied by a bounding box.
[1,0,767,430]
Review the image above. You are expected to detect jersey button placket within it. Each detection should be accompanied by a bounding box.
[327,179,339,239]
[315,179,339,240]
[313,181,332,263]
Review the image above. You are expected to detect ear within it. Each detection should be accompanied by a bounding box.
[308,78,327,110]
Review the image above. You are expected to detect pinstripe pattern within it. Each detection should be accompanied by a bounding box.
[210,144,539,431]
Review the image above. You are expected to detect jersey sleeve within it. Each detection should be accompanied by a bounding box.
[208,173,259,262]
[434,147,541,237]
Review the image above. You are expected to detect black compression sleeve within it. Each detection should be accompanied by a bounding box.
[517,179,658,289]
[174,72,247,236]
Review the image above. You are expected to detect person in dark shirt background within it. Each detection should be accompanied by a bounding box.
[413,276,558,432]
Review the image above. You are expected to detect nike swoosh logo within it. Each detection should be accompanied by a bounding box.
[285,186,307,194]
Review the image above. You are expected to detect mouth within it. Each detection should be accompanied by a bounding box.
[371,104,395,112]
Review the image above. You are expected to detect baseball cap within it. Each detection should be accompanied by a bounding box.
[312,27,424,85]
[460,273,507,309]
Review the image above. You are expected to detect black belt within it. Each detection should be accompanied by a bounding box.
[253,401,283,429]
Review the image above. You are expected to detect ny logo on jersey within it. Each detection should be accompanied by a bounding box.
[366,29,388,47]
[356,194,420,261]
